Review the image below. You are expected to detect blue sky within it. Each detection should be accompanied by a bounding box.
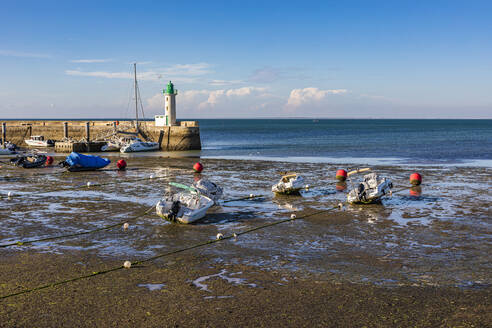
[1,0,491,119]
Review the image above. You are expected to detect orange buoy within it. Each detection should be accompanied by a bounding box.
[45,156,54,165]
[410,172,422,185]
[193,162,203,173]
[336,169,347,181]
[117,159,127,170]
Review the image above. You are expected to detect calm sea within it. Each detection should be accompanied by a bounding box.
[198,119,492,166]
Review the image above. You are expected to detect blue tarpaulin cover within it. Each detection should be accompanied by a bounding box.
[65,152,110,169]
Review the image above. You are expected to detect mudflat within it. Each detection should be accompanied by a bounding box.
[0,156,491,327]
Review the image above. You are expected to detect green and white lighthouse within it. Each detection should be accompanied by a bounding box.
[163,81,178,126]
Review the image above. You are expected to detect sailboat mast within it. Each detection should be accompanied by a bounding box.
[134,63,139,131]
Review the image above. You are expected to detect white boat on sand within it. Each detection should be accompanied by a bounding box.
[192,179,223,204]
[347,172,393,204]
[156,182,214,224]
[272,173,305,195]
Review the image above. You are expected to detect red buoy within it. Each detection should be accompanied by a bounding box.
[410,172,422,186]
[117,159,127,170]
[45,156,54,166]
[335,169,347,181]
[193,162,203,173]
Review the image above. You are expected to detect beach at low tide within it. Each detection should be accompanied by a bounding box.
[0,155,491,326]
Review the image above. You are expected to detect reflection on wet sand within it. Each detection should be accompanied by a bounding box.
[0,156,491,289]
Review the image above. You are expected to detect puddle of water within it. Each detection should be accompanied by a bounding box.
[137,283,166,291]
[192,269,257,292]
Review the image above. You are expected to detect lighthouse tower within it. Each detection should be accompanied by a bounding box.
[164,81,178,126]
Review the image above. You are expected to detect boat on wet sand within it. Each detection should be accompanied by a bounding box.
[156,182,214,224]
[347,171,393,204]
[59,152,111,172]
[10,154,47,168]
[192,179,223,204]
[272,173,305,195]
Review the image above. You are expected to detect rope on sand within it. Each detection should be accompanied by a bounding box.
[0,205,155,248]
[0,205,340,300]
[0,175,167,200]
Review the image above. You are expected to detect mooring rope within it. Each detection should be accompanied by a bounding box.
[0,175,168,200]
[221,194,266,203]
[0,205,155,248]
[0,205,340,300]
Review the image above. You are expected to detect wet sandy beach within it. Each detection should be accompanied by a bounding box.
[0,156,491,327]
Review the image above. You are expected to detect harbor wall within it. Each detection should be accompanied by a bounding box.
[1,120,201,151]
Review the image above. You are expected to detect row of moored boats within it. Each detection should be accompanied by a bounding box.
[156,170,393,224]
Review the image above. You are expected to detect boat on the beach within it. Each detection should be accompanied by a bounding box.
[272,172,305,195]
[0,147,16,155]
[120,138,159,153]
[192,179,223,204]
[347,172,393,204]
[59,152,111,172]
[10,154,47,168]
[156,182,214,224]
[24,135,55,147]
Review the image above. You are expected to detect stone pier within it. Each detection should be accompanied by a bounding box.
[0,120,201,152]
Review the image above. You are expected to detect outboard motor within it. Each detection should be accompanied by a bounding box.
[166,201,181,222]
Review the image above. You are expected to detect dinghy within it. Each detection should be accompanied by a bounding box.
[0,147,16,155]
[101,136,134,152]
[24,135,55,147]
[156,182,214,224]
[0,142,17,155]
[10,154,47,168]
[120,138,159,153]
[192,179,223,204]
[347,172,393,204]
[272,173,305,195]
[59,152,111,172]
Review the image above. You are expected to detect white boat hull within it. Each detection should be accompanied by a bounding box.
[120,141,159,153]
[24,140,54,147]
[272,175,305,194]
[347,173,393,204]
[156,193,214,224]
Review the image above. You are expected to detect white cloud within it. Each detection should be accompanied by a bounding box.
[145,87,271,116]
[286,87,347,107]
[199,87,266,109]
[65,63,213,83]
[70,59,112,63]
[209,79,243,86]
[65,70,133,79]
[0,49,51,58]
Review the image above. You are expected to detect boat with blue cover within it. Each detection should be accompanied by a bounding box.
[60,152,111,172]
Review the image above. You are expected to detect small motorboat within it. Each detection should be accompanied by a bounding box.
[347,172,393,204]
[272,172,305,195]
[0,142,17,155]
[101,136,134,152]
[24,136,55,147]
[192,179,223,204]
[10,154,47,168]
[120,138,159,153]
[156,182,214,224]
[59,152,111,172]
[0,147,16,155]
